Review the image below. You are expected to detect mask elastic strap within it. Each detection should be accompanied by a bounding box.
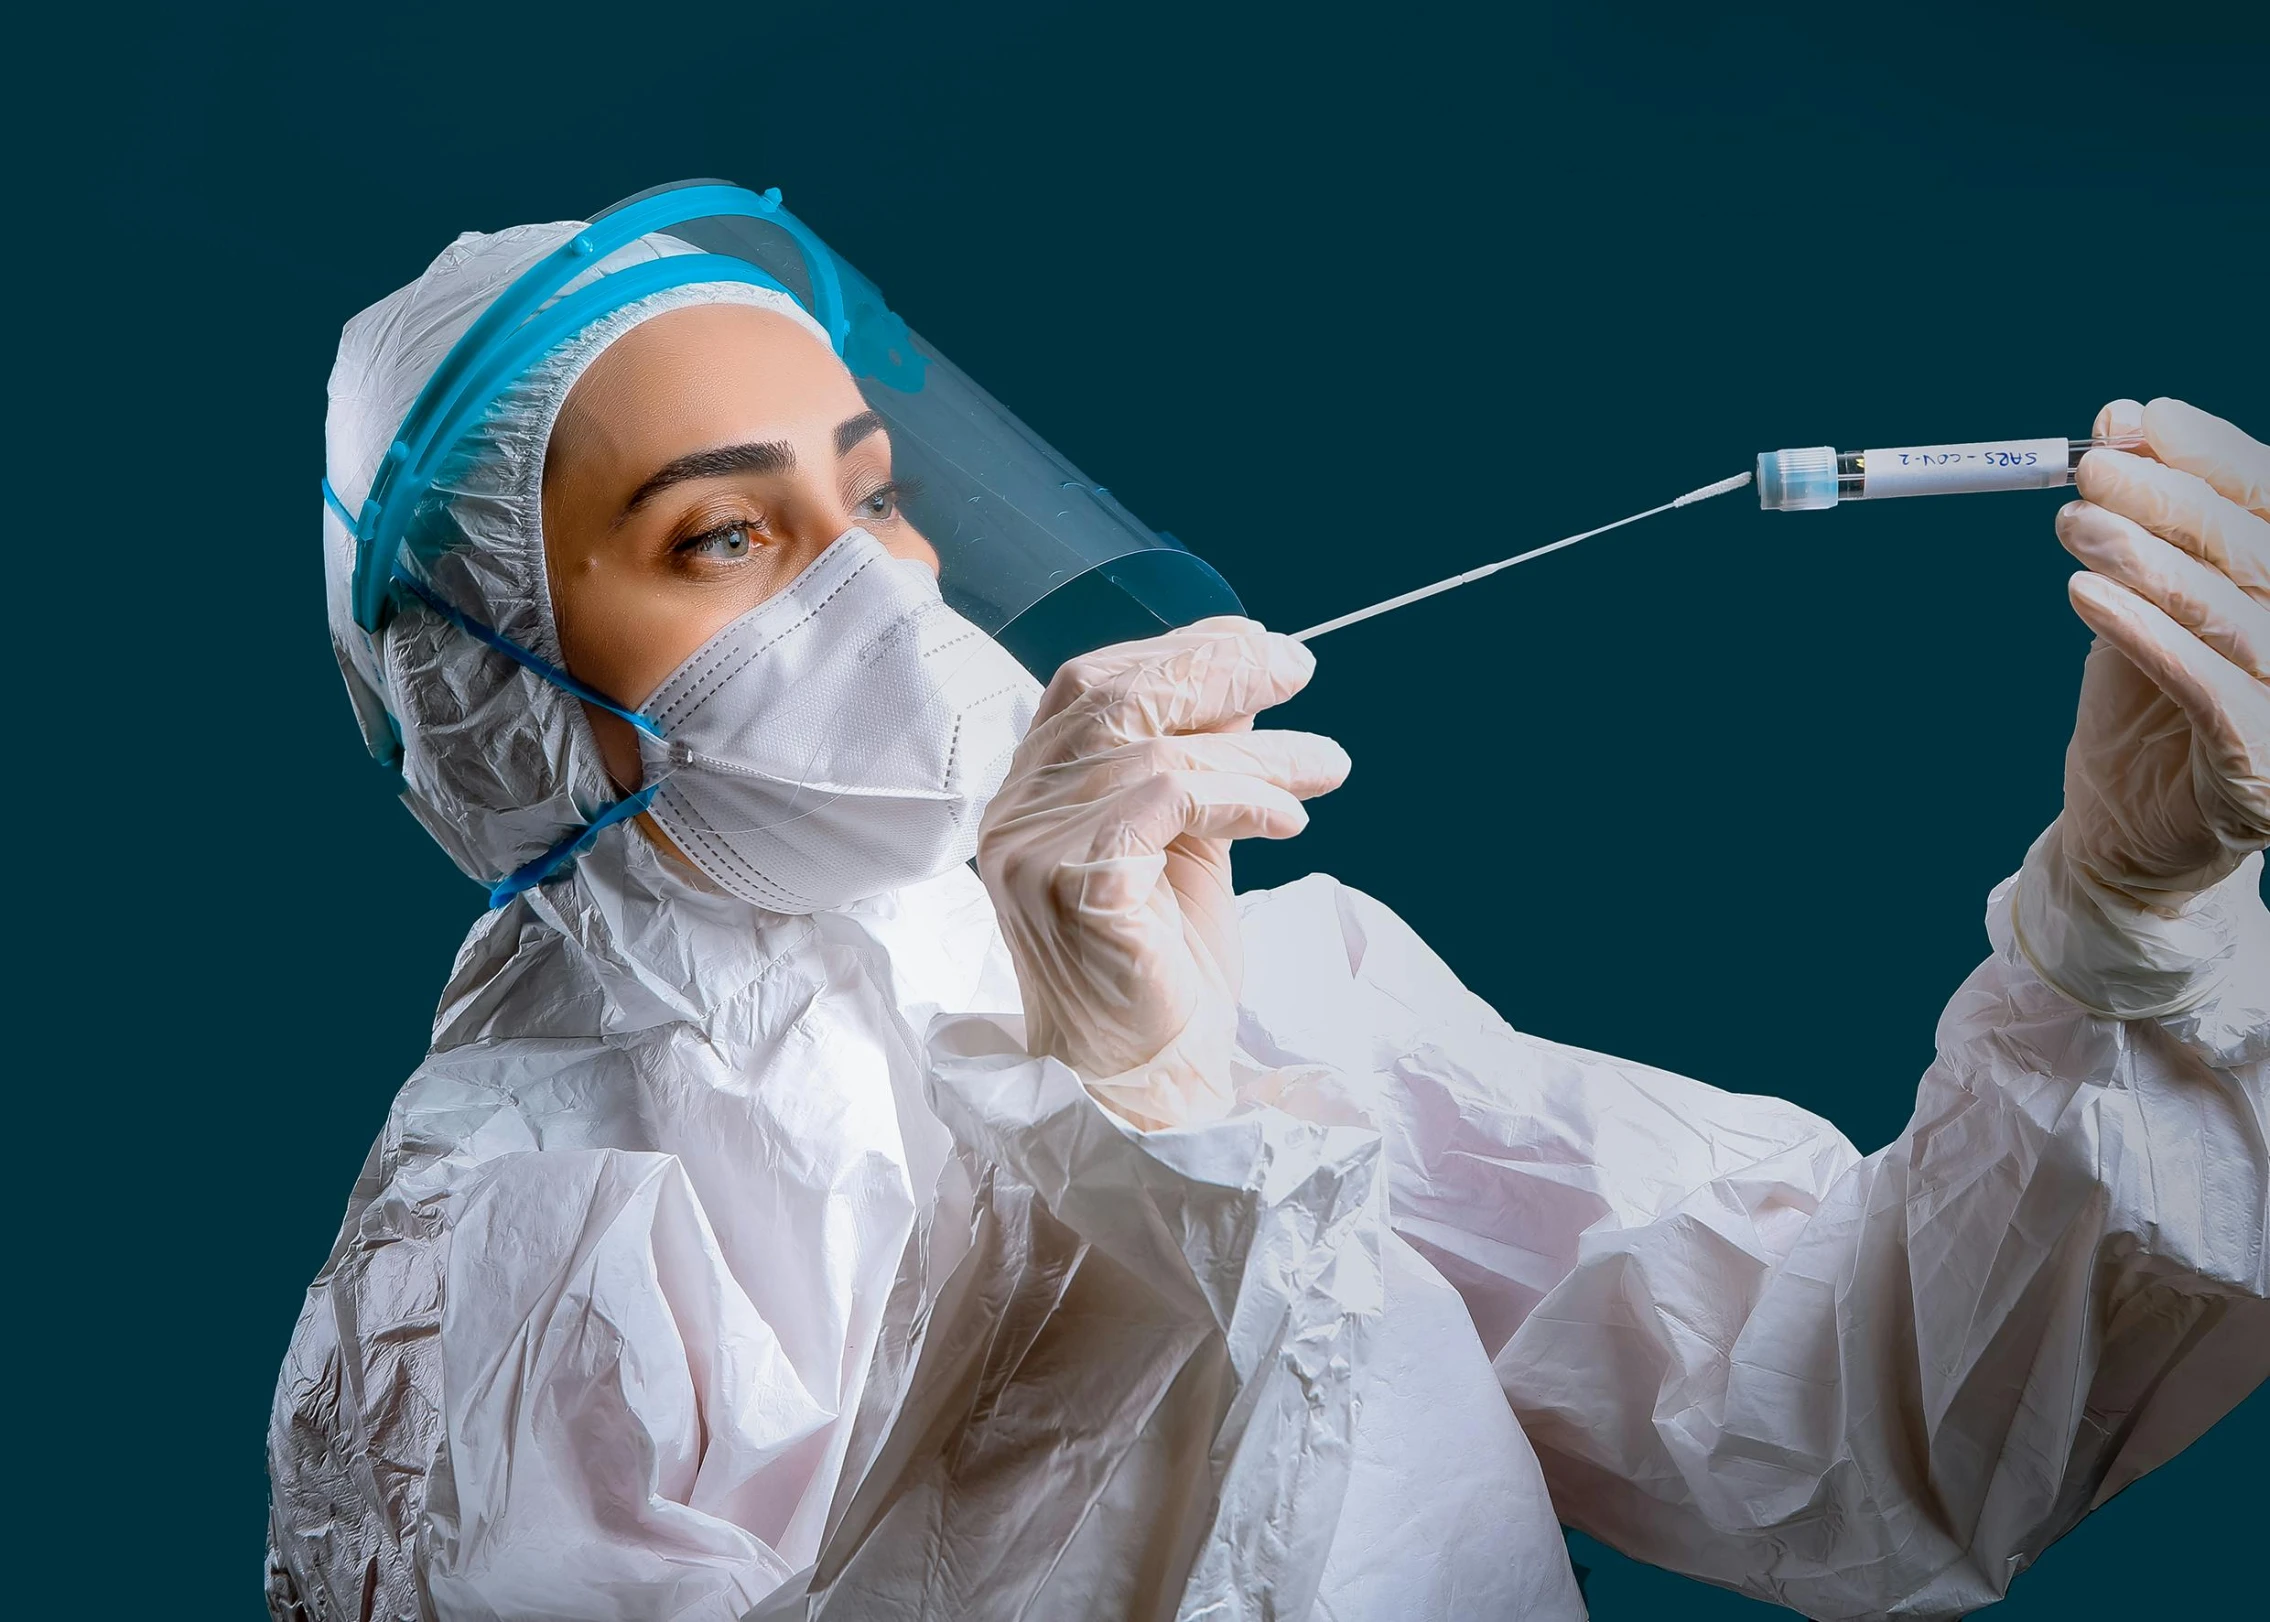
[327,478,663,740]
[323,478,661,741]
[387,570,671,901]
[389,569,665,741]
[488,780,664,908]
[326,475,673,902]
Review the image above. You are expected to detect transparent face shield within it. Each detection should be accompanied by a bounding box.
[336,180,1238,905]
[582,182,1242,678]
[345,180,1239,672]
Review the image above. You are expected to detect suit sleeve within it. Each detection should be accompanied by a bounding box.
[1231,860,2270,1619]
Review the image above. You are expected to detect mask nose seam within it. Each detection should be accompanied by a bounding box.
[923,623,982,662]
[630,553,1029,912]
[651,552,881,729]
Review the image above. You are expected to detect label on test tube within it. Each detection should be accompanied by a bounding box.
[1861,437,2071,499]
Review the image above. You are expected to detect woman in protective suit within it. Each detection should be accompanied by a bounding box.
[270,183,2270,1622]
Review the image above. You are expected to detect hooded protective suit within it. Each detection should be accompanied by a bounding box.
[271,219,2270,1622]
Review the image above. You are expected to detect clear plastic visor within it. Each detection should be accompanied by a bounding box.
[583,185,1242,679]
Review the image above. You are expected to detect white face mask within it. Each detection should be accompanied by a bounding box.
[633,529,1042,914]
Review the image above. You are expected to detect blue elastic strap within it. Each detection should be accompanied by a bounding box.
[388,571,671,902]
[488,780,663,909]
[322,477,356,528]
[331,488,670,904]
[389,569,663,741]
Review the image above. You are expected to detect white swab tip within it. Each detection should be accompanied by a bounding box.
[1673,470,1755,506]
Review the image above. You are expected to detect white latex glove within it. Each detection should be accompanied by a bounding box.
[2016,397,2270,1017]
[976,618,1350,1128]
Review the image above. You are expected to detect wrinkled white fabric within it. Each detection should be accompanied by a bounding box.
[269,832,995,1619]
[271,832,2270,1621]
[1240,865,2269,1620]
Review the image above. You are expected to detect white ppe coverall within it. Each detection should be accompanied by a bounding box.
[270,222,2270,1621]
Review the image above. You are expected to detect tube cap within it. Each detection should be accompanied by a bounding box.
[1756,446,1839,511]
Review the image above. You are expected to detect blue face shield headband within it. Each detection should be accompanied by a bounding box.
[327,180,1241,905]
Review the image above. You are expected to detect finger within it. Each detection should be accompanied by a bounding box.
[1034,624,1318,759]
[2068,574,2270,814]
[2059,500,2270,678]
[1101,769,1314,858]
[1181,730,1351,798]
[1034,632,1304,759]
[1032,617,1272,728]
[2145,397,2270,521]
[2094,397,2150,453]
[2074,448,2270,603]
[1071,730,1353,802]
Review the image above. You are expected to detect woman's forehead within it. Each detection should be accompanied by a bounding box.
[557,301,864,461]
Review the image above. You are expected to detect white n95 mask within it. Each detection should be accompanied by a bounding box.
[634,528,1042,914]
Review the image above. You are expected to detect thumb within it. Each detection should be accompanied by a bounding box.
[2095,397,2148,448]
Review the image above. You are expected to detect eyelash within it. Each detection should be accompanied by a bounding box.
[674,517,763,560]
[856,478,919,519]
[671,478,922,561]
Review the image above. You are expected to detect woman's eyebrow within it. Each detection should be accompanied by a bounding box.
[615,413,886,522]
[834,410,886,457]
[619,440,796,519]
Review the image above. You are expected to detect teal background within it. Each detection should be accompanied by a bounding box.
[31,1,2264,1614]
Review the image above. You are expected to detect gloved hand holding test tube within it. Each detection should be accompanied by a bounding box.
[1294,429,2150,641]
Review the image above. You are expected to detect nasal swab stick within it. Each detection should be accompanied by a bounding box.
[1291,470,1754,643]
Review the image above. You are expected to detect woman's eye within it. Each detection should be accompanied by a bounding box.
[681,522,758,560]
[858,484,901,522]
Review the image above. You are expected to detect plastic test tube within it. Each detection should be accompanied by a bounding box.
[1755,434,2146,511]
